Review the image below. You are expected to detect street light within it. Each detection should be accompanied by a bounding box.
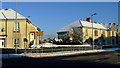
[15,0,17,54]
[91,13,97,50]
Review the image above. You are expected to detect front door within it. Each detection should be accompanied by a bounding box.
[0,39,5,48]
[30,33,35,42]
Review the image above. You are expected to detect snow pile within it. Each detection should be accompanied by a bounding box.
[53,45,91,47]
[19,49,115,58]
[30,43,91,48]
[19,50,105,57]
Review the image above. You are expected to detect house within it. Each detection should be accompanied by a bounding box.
[116,24,120,45]
[0,9,40,48]
[57,18,117,45]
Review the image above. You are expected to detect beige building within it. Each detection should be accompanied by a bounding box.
[117,24,120,45]
[57,18,117,45]
[0,9,40,48]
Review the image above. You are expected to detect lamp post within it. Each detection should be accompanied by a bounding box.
[91,13,97,50]
[15,0,17,54]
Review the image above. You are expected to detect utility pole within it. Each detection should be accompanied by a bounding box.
[15,0,17,54]
[91,13,97,50]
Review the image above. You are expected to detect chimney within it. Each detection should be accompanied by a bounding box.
[5,9,8,10]
[113,22,116,25]
[28,16,30,20]
[86,17,92,22]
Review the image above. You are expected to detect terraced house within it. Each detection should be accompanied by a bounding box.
[57,18,118,45]
[0,9,40,48]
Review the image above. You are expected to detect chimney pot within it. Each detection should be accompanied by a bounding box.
[86,17,92,22]
[28,16,30,20]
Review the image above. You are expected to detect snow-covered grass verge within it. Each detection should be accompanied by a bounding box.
[20,50,106,57]
[31,43,91,48]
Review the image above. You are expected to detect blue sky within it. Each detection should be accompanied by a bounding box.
[1,0,120,2]
[2,2,118,38]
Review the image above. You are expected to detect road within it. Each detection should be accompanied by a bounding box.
[2,51,120,68]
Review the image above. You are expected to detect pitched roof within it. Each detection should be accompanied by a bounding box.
[80,20,107,29]
[0,9,26,19]
[102,23,111,29]
[0,9,40,31]
[57,19,111,33]
[58,20,82,32]
[116,24,120,32]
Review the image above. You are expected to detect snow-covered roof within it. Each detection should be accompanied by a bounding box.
[58,19,111,33]
[58,20,82,32]
[0,9,41,30]
[80,20,107,29]
[0,9,26,19]
[102,23,111,30]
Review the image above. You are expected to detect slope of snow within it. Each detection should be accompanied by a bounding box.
[31,43,91,48]
[0,9,26,19]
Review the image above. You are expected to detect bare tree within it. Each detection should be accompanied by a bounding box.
[71,27,83,44]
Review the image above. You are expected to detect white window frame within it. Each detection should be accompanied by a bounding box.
[14,38,19,47]
[95,30,98,36]
[102,31,105,36]
[85,29,88,35]
[14,22,20,31]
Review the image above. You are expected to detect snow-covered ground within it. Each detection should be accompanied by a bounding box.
[1,48,120,59]
[31,43,91,48]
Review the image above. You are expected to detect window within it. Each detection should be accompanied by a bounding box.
[102,31,105,36]
[95,30,98,36]
[14,38,19,47]
[1,28,4,32]
[112,31,114,36]
[14,22,19,31]
[85,29,88,36]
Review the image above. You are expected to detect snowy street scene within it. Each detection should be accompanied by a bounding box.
[0,1,120,68]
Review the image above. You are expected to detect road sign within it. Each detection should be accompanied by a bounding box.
[36,31,44,35]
